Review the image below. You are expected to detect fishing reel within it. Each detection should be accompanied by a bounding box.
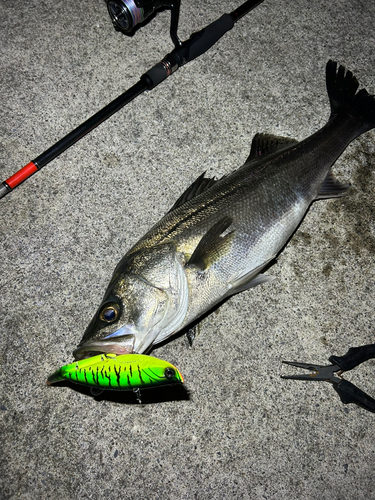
[106,0,181,47]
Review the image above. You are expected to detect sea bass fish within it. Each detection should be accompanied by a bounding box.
[74,61,375,360]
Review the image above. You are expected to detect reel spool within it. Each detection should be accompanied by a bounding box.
[106,0,181,46]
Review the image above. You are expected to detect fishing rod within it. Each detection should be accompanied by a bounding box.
[0,0,264,200]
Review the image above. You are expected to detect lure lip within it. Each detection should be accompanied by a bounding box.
[46,371,65,385]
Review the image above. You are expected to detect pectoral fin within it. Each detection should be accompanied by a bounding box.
[187,216,234,271]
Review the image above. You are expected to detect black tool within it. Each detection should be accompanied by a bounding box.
[0,0,264,200]
[282,344,375,413]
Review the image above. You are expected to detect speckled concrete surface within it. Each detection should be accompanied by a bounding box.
[0,1,374,499]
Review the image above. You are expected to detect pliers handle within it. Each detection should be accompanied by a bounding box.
[282,344,375,413]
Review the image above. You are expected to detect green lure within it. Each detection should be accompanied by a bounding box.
[47,353,184,395]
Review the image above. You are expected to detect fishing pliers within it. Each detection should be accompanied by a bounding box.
[282,344,375,413]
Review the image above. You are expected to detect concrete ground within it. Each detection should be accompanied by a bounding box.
[1,0,374,498]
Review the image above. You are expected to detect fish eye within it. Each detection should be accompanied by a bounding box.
[99,304,120,323]
[164,368,175,379]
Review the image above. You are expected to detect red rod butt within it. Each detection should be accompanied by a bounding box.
[0,161,39,199]
[5,161,38,189]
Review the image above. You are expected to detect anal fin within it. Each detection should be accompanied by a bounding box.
[316,171,351,200]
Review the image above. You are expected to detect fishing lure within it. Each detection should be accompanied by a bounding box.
[47,353,184,398]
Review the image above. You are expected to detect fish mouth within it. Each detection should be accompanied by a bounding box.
[73,334,135,360]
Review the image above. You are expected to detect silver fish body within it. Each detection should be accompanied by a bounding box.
[74,61,375,359]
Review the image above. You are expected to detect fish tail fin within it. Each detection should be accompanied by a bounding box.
[326,60,375,135]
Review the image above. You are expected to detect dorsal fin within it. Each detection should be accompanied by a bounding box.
[186,216,234,271]
[246,133,299,162]
[167,172,218,213]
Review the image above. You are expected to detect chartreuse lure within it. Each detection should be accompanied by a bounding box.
[47,353,183,397]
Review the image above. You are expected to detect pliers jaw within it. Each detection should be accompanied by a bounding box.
[282,344,375,413]
[281,361,342,383]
